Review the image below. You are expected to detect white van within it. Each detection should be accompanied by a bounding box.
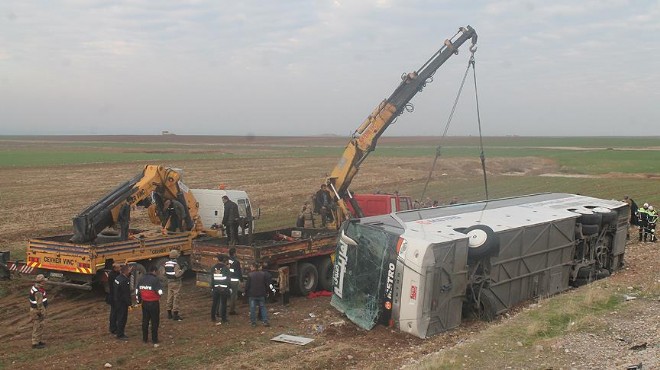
[191,189,256,234]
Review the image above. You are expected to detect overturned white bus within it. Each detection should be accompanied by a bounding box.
[331,193,628,338]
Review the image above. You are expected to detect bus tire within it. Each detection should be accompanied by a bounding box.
[464,225,499,259]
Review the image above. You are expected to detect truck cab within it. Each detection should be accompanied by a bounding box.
[347,193,413,217]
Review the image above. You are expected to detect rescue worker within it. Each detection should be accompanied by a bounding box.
[246,262,270,327]
[299,201,315,228]
[314,184,332,227]
[114,264,132,340]
[106,262,121,335]
[210,254,231,324]
[647,205,657,243]
[162,198,187,232]
[227,248,242,315]
[137,265,163,347]
[638,203,650,242]
[29,274,48,349]
[165,249,185,321]
[222,196,240,246]
[117,199,131,241]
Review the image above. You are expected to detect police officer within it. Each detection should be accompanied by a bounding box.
[107,262,121,334]
[165,249,185,321]
[29,274,48,349]
[647,205,657,243]
[137,265,163,347]
[227,247,242,315]
[210,254,231,324]
[114,264,132,340]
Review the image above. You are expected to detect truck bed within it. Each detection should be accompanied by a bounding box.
[27,230,193,287]
[192,227,338,283]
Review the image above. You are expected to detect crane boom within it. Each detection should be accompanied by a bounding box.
[326,26,478,224]
[70,164,200,243]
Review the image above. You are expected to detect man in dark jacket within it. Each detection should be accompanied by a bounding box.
[246,262,270,327]
[163,199,187,232]
[106,262,121,334]
[210,254,231,324]
[222,196,240,246]
[227,248,242,315]
[117,200,131,241]
[114,264,132,340]
[137,265,163,347]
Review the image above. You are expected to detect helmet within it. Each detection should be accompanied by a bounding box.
[649,206,654,211]
[169,249,180,258]
[643,203,649,208]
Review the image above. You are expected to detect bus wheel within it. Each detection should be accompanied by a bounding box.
[464,225,499,259]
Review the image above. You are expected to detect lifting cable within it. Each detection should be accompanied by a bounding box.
[420,47,489,202]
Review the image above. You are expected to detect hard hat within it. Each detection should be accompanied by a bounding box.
[643,203,649,208]
[169,249,180,258]
[649,206,654,211]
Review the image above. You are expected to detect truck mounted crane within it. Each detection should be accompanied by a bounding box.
[324,26,477,228]
[70,164,199,243]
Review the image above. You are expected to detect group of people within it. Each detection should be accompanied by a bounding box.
[623,196,657,242]
[209,249,272,327]
[105,248,186,347]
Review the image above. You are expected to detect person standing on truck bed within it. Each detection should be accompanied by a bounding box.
[210,254,230,324]
[165,249,185,321]
[29,274,48,349]
[299,201,315,228]
[314,184,332,227]
[114,264,132,340]
[107,262,121,335]
[227,248,242,315]
[117,199,131,241]
[246,262,270,328]
[222,196,240,246]
[163,198,187,232]
[137,265,163,347]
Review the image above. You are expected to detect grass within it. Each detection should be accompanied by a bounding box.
[420,285,624,369]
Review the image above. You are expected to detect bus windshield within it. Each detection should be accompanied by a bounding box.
[330,221,398,330]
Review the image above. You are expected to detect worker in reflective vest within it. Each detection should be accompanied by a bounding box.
[647,206,657,243]
[210,254,231,324]
[29,274,48,349]
[136,265,163,347]
[227,247,243,315]
[165,249,185,321]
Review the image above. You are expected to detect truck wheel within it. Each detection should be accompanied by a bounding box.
[129,263,147,304]
[151,257,169,285]
[463,225,499,259]
[0,263,10,280]
[318,257,334,292]
[296,262,318,296]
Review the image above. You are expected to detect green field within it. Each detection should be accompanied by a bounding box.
[1,136,658,209]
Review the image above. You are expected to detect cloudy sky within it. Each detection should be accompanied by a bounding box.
[1,1,658,136]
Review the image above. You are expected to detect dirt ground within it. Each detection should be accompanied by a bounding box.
[0,139,658,369]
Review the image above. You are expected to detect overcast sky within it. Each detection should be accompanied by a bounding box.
[1,1,658,137]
